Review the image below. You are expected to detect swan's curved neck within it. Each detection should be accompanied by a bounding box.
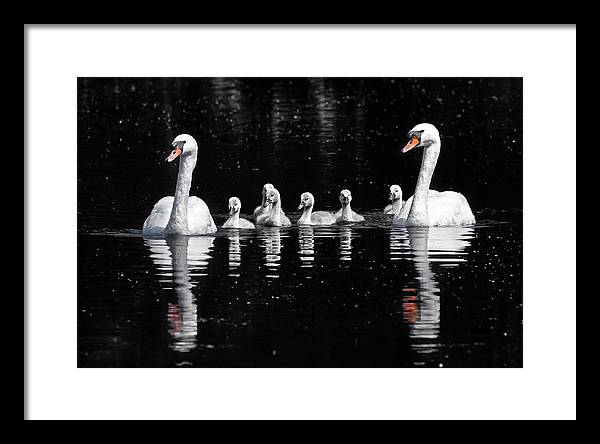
[227,211,240,226]
[165,154,197,234]
[341,202,353,220]
[299,206,313,223]
[270,199,282,223]
[391,197,403,215]
[407,141,440,225]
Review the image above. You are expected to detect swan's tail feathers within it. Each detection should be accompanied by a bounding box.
[453,193,476,225]
[207,214,218,233]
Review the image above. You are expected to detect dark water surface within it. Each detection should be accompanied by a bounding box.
[78,78,522,367]
[78,211,521,367]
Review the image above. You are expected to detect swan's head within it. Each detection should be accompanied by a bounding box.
[402,123,440,153]
[262,183,275,197]
[166,134,198,162]
[228,197,241,215]
[264,188,281,207]
[339,189,352,206]
[389,184,402,201]
[298,192,315,210]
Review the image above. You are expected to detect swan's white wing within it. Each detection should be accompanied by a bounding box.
[239,218,256,229]
[222,217,255,229]
[152,196,175,213]
[264,214,292,227]
[256,209,286,225]
[393,190,440,225]
[256,212,269,225]
[187,196,217,235]
[253,205,265,219]
[281,215,292,226]
[142,196,217,235]
[395,190,475,226]
[311,211,335,225]
[333,208,365,222]
[142,196,174,235]
[428,191,476,226]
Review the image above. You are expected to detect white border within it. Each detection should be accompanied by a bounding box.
[26,26,576,420]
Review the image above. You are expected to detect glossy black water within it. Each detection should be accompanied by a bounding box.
[77,78,522,367]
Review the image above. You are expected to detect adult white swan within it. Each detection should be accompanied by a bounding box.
[142,134,217,236]
[393,123,476,227]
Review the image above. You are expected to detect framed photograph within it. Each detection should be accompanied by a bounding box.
[77,76,522,369]
[25,25,576,420]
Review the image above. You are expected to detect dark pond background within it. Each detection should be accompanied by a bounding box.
[78,78,522,367]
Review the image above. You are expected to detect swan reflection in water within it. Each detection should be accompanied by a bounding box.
[338,225,352,261]
[227,230,241,274]
[298,226,315,267]
[144,235,215,354]
[398,226,474,365]
[389,227,410,260]
[259,227,282,278]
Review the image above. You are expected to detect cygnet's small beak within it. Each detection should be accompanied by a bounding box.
[298,202,305,210]
[264,199,272,208]
[228,206,235,215]
[389,193,394,201]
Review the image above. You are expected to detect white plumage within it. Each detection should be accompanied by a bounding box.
[142,134,217,236]
[143,196,217,235]
[222,197,255,229]
[393,191,475,226]
[297,192,335,225]
[334,189,365,222]
[393,123,476,227]
[262,188,291,227]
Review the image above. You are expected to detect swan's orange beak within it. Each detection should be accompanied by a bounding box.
[402,136,420,153]
[166,147,182,162]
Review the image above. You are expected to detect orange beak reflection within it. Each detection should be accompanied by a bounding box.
[166,146,182,162]
[402,136,420,153]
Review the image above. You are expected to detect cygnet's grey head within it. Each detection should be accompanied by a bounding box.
[298,192,315,210]
[389,184,402,201]
[228,196,241,215]
[339,189,352,205]
[264,188,281,206]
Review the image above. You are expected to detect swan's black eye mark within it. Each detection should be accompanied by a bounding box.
[172,140,186,151]
[407,130,424,140]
